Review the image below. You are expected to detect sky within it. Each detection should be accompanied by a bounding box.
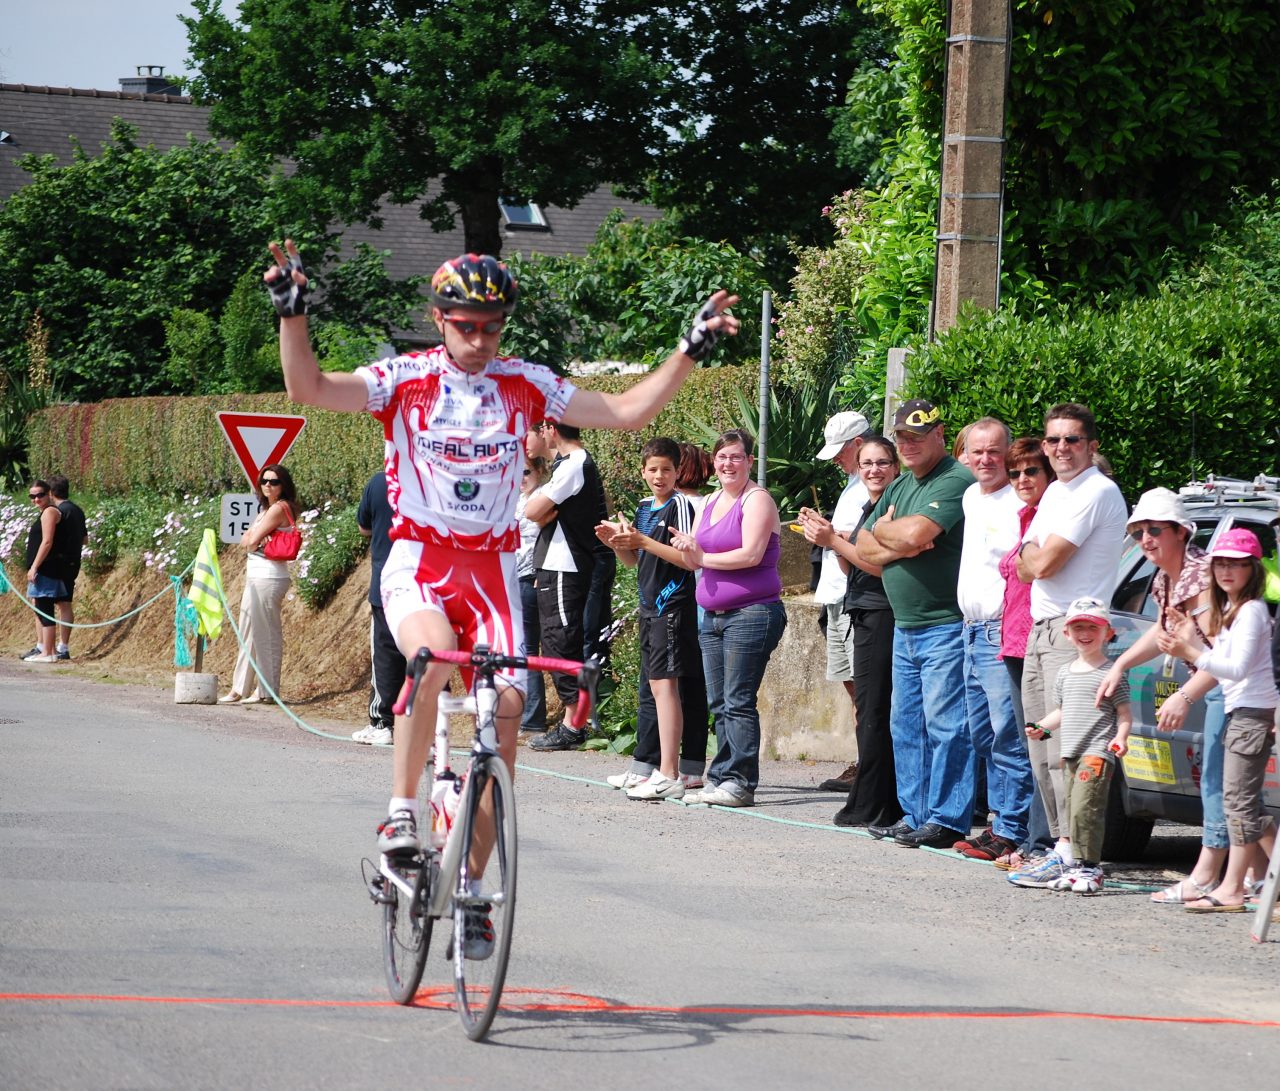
[1,1,201,91]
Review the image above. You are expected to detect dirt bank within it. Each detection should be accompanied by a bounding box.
[1,551,376,727]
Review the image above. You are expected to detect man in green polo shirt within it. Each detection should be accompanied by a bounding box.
[857,399,975,848]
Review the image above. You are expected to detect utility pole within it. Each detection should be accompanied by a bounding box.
[929,0,1011,337]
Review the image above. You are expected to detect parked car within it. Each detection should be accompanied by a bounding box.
[1104,475,1280,859]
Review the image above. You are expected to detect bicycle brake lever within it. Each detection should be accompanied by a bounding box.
[392,647,432,716]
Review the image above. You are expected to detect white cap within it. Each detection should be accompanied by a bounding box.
[1065,596,1111,627]
[817,411,870,460]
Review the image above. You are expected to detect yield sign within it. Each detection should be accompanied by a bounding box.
[216,411,307,489]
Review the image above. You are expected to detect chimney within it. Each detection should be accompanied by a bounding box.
[118,65,180,96]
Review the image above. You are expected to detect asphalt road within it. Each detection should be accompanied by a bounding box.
[3,661,1280,1089]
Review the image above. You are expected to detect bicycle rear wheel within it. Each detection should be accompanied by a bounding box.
[452,756,517,1040]
[383,857,435,1004]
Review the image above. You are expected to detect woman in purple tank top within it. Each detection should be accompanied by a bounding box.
[671,429,787,806]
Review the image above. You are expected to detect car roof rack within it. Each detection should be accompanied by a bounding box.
[1180,474,1280,509]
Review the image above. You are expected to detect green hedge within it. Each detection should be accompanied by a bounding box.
[27,366,755,509]
[904,280,1280,498]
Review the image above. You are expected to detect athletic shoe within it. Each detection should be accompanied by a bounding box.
[376,809,420,857]
[352,725,393,746]
[25,654,59,663]
[55,649,71,661]
[606,770,649,790]
[627,771,686,801]
[217,692,243,704]
[680,773,705,790]
[20,647,42,661]
[818,762,859,792]
[1063,864,1105,894]
[686,784,754,807]
[463,903,495,960]
[954,827,995,854]
[528,724,586,751]
[1007,851,1067,889]
[958,831,1018,862]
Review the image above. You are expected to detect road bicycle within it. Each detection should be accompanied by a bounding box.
[363,643,598,1040]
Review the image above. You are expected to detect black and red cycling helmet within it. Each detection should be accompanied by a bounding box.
[428,253,519,314]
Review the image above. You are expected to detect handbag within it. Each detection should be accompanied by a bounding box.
[262,512,301,561]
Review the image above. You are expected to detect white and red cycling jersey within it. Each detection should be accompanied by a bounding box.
[357,346,575,552]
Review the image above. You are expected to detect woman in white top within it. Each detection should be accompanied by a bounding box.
[1159,527,1279,911]
[220,463,299,705]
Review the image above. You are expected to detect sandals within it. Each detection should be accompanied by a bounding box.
[1150,878,1216,905]
[1185,894,1245,914]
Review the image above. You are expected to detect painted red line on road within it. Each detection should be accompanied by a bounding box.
[2,989,1278,1029]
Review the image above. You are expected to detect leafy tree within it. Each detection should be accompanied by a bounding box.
[183,0,676,256]
[503,212,771,371]
[0,120,293,402]
[624,1,894,281]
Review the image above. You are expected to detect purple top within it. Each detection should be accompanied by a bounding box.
[695,487,782,611]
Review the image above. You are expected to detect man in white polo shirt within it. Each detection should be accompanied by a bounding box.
[1016,402,1127,865]
[812,411,870,792]
[952,418,1036,861]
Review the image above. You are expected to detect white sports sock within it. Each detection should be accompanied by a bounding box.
[1055,839,1075,865]
[56,643,68,653]
[389,796,418,820]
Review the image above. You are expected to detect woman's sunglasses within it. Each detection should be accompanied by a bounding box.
[1008,466,1043,480]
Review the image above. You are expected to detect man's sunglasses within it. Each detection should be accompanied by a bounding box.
[440,313,505,336]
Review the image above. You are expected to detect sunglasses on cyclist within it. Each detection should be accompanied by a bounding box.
[1008,466,1043,480]
[440,313,505,336]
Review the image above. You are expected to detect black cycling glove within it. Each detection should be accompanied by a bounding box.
[678,297,721,361]
[265,253,309,317]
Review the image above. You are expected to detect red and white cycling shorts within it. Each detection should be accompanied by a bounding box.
[380,539,525,694]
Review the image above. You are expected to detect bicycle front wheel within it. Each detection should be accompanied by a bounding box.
[383,857,434,1004]
[453,756,517,1040]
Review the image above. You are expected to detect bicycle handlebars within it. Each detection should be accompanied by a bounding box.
[392,645,601,731]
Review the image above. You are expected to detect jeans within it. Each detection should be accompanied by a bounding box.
[890,620,972,832]
[963,621,1035,845]
[1004,656,1054,854]
[1201,714,1229,850]
[518,576,546,731]
[702,601,787,794]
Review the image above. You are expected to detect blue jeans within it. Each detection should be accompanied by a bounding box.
[1201,715,1228,850]
[890,620,972,831]
[518,576,546,731]
[1004,657,1054,854]
[702,601,787,793]
[964,621,1035,844]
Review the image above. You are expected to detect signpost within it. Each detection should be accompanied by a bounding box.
[215,412,307,544]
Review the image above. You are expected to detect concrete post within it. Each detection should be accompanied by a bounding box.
[931,0,1010,337]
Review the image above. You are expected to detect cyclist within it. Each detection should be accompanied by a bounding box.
[263,241,738,905]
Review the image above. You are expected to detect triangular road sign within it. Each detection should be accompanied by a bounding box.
[216,411,307,489]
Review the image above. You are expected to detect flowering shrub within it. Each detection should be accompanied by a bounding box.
[293,501,367,609]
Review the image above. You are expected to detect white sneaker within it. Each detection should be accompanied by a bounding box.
[352,725,393,746]
[606,770,649,790]
[25,654,59,663]
[627,771,686,801]
[686,784,754,807]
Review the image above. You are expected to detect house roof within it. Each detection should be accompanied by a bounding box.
[0,82,660,341]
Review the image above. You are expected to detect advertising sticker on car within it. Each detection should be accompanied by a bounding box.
[1121,737,1176,785]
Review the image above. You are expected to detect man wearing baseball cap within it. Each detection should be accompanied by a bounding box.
[810,410,871,791]
[857,398,976,848]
